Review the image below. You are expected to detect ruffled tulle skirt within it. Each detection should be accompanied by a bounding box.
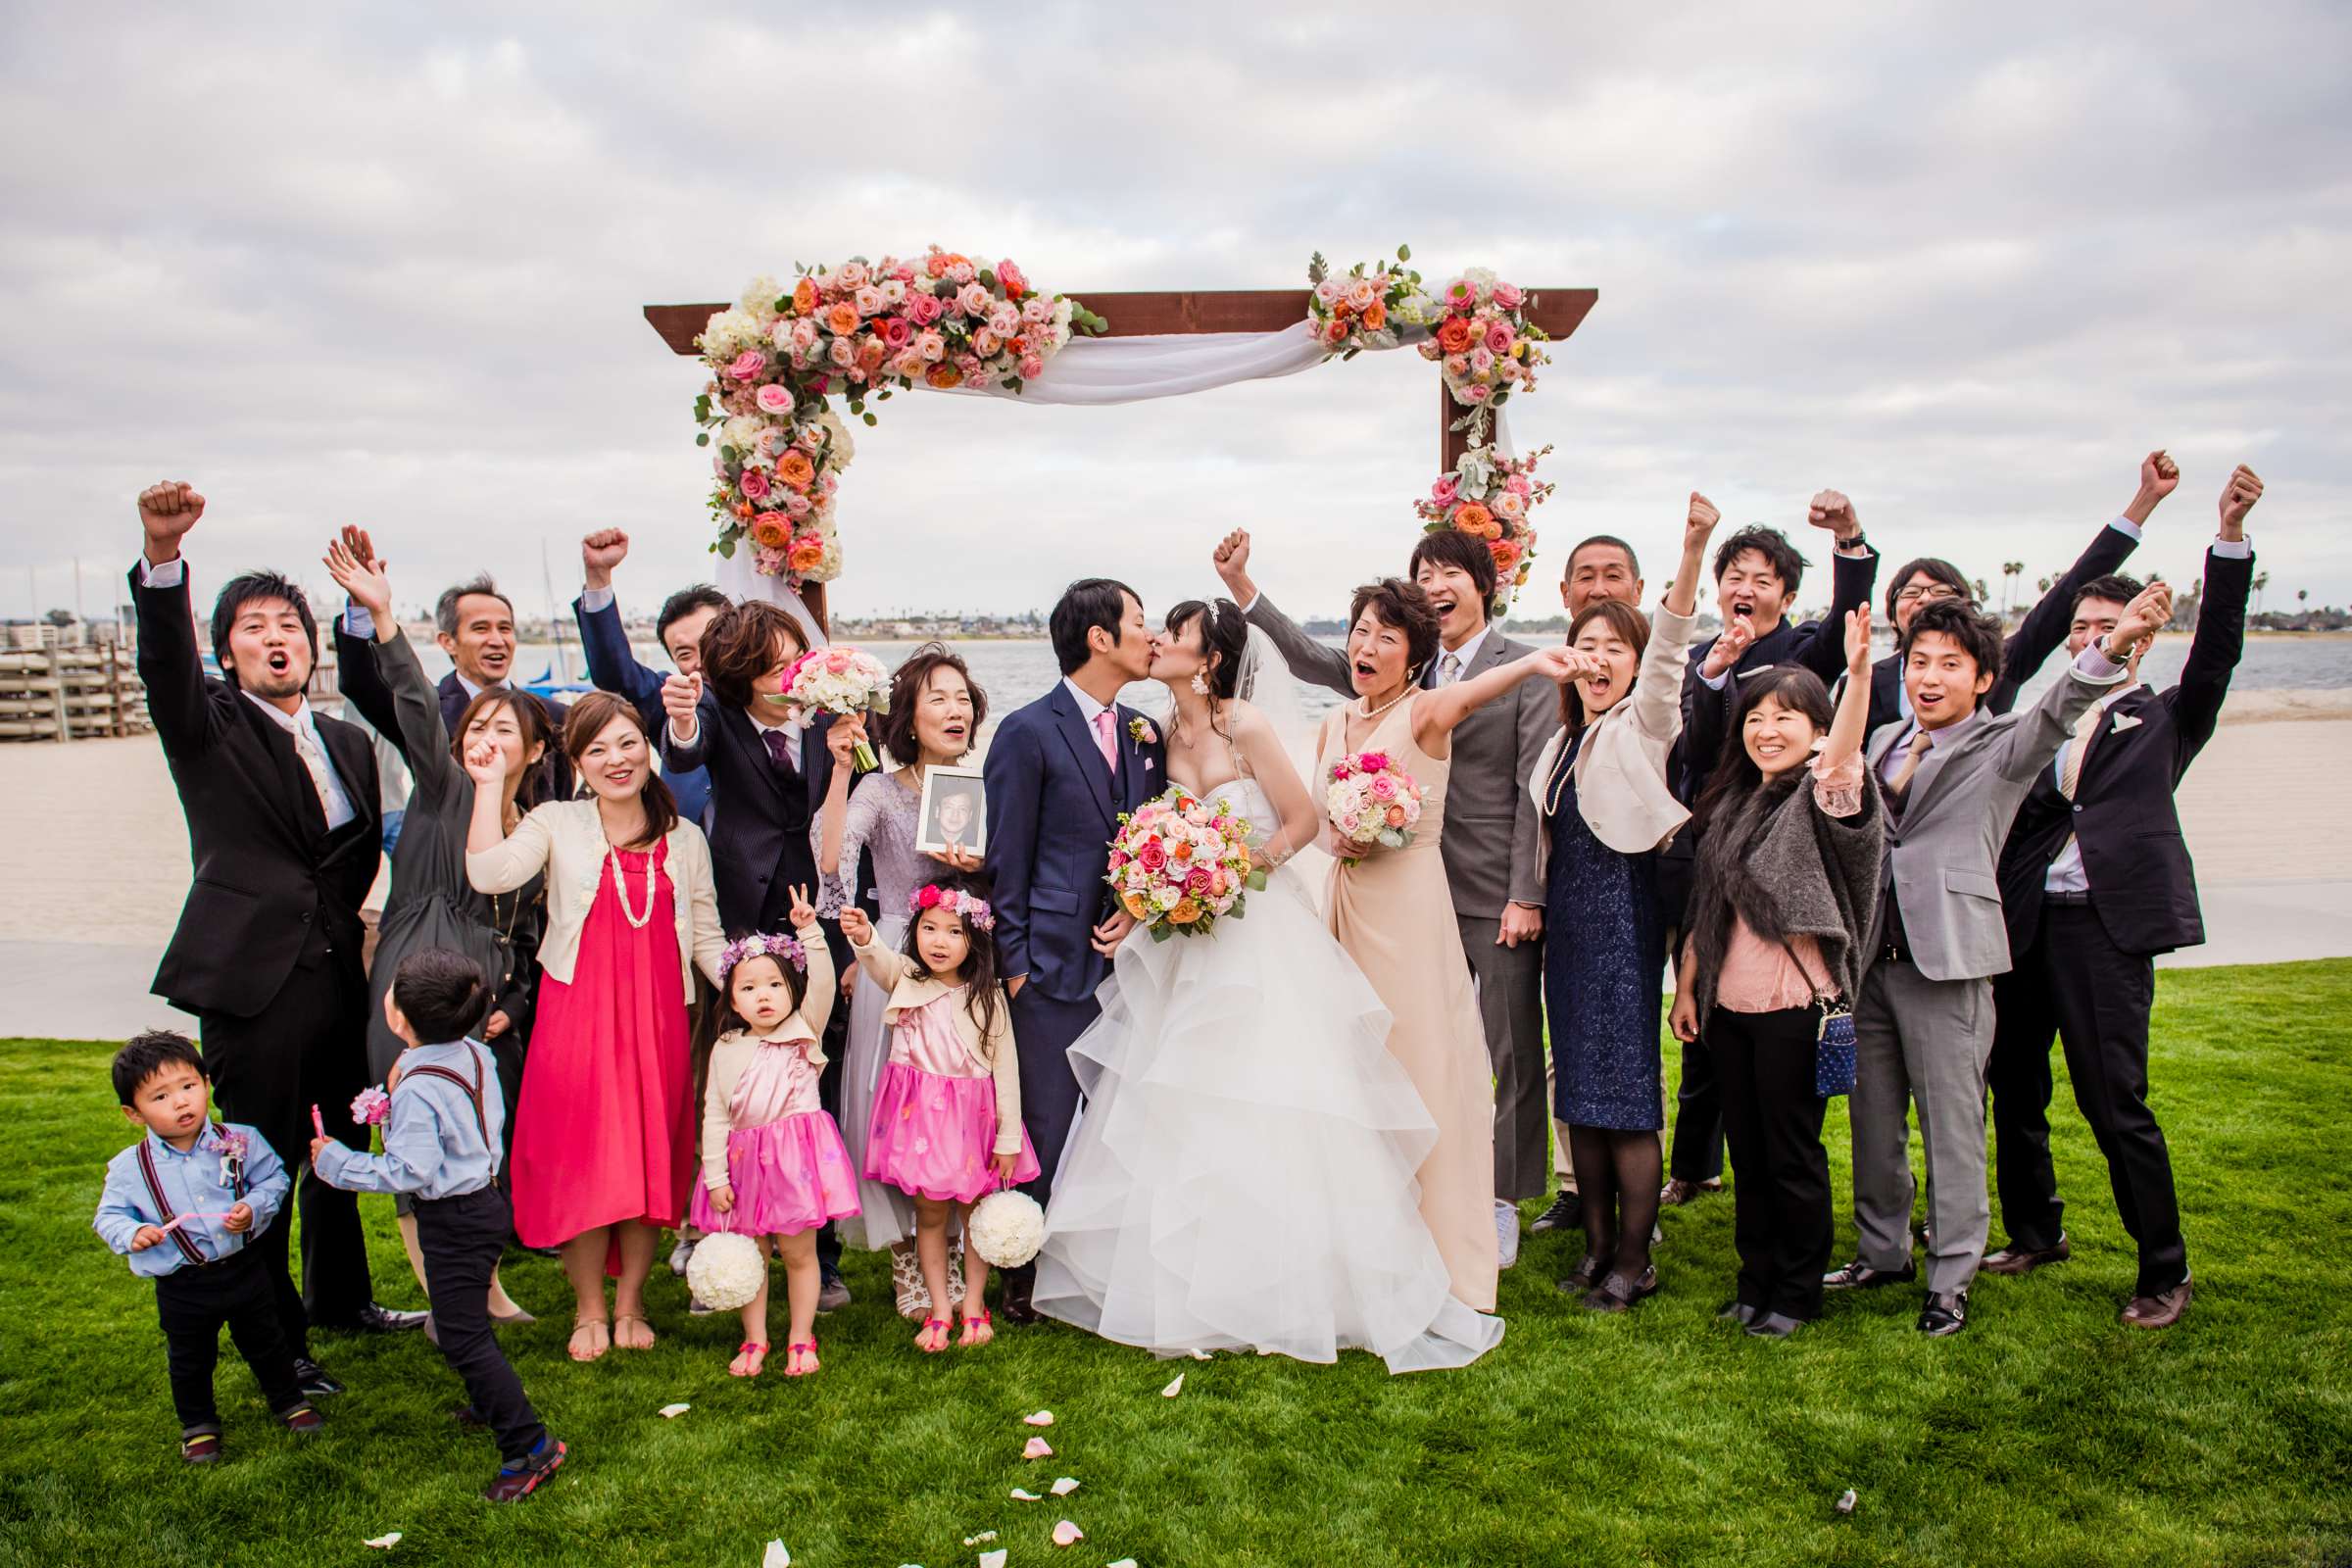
[688,1111,861,1238]
[864,1063,1042,1205]
[1032,867,1505,1373]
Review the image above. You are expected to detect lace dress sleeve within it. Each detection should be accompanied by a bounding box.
[1809,749,1868,819]
[813,772,884,918]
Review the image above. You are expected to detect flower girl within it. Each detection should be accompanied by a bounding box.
[840,878,1039,1352]
[688,886,859,1378]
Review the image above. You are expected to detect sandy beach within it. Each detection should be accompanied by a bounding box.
[5,699,2348,1040]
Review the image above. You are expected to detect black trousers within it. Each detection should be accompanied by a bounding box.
[1988,901,2187,1297]
[417,1187,547,1462]
[155,1242,309,1433]
[1709,1005,1834,1321]
[197,944,375,1354]
[1670,1039,1728,1183]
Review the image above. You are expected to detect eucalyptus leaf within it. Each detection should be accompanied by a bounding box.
[694,432,710,447]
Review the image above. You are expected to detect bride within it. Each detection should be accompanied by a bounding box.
[1031,597,1504,1372]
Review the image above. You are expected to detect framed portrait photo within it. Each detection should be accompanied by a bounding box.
[914,764,988,858]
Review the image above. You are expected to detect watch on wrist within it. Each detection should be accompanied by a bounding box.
[1837,530,1870,555]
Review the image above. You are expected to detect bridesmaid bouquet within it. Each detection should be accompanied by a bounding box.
[1105,789,1265,941]
[1324,752,1423,863]
[784,644,891,770]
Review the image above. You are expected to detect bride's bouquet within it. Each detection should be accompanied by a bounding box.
[1106,789,1265,941]
[784,644,891,770]
[1324,751,1423,863]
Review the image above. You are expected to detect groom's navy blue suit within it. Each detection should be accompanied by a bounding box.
[984,680,1165,1200]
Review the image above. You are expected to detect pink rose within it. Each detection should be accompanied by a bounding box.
[956,281,992,318]
[1445,353,1468,375]
[828,337,857,368]
[1463,381,1494,404]
[1445,279,1477,309]
[947,259,977,285]
[1505,473,1532,497]
[837,260,870,290]
[996,258,1028,295]
[1022,297,1053,324]
[1484,322,1515,357]
[739,467,771,501]
[1109,850,1129,869]
[918,330,946,362]
[853,284,884,318]
[891,350,925,379]
[725,349,764,381]
[1493,280,1523,309]
[1184,865,1212,896]
[905,291,941,326]
[1370,774,1397,801]
[1315,279,1341,305]
[790,318,818,350]
[1386,805,1408,828]
[1348,278,1378,312]
[989,305,1019,337]
[882,316,913,350]
[973,328,1001,356]
[1138,840,1167,873]
[782,491,812,517]
[1018,354,1045,379]
[1358,752,1390,771]
[962,364,991,388]
[1431,475,1459,505]
[1210,870,1228,897]
[754,383,793,414]
[1470,345,1495,374]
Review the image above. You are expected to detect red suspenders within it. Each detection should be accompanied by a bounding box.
[135,1140,212,1268]
[402,1049,489,1145]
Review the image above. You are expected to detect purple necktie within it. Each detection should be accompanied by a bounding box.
[762,728,796,774]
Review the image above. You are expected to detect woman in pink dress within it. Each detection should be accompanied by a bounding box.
[467,692,727,1362]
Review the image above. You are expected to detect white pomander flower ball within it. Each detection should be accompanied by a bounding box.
[686,1231,766,1311]
[967,1190,1046,1269]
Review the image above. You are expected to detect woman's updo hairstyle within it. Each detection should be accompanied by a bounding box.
[1165,597,1248,701]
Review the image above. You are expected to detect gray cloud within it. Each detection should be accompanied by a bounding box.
[2,0,2345,630]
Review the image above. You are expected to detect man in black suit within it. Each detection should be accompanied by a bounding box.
[1854,453,2174,739]
[334,572,569,801]
[1665,495,1880,1203]
[661,598,860,1307]
[1984,464,2263,1331]
[129,481,424,1394]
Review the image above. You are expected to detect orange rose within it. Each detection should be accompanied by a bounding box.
[925,361,964,389]
[824,302,860,336]
[1123,892,1152,920]
[1171,840,1193,861]
[787,535,826,572]
[751,513,792,549]
[1363,299,1387,330]
[1491,537,1524,573]
[792,277,818,315]
[732,500,756,519]
[1453,503,1494,539]
[1168,897,1201,925]
[1436,317,1475,354]
[775,452,815,491]
[858,336,888,370]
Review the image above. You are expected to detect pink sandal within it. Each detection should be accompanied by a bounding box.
[957,1307,994,1348]
[915,1317,951,1354]
[729,1341,768,1378]
[783,1339,820,1377]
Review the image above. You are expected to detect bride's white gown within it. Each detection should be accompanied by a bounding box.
[1032,777,1504,1373]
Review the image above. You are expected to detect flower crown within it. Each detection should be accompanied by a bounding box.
[719,930,808,983]
[909,884,995,931]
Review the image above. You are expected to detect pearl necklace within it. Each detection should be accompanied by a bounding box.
[1354,685,1413,722]
[608,845,657,929]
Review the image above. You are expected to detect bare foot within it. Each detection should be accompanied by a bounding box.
[568,1316,611,1362]
[728,1342,767,1378]
[914,1318,950,1354]
[957,1310,994,1348]
[612,1312,657,1351]
[784,1342,821,1377]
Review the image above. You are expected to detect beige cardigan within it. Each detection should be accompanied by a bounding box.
[466,799,727,990]
[849,938,1023,1156]
[1525,601,1699,858]
[699,941,837,1189]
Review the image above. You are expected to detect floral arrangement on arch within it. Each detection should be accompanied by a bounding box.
[1307,245,1434,358]
[1415,443,1556,617]
[693,253,1109,585]
[1422,268,1548,442]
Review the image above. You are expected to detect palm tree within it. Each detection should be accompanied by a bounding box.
[2037,575,2052,596]
[2253,571,2270,613]
[1973,577,1990,605]
[2001,561,2024,615]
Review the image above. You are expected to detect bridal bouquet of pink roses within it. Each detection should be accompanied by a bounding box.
[1106,789,1265,941]
[1324,751,1423,862]
[784,645,891,770]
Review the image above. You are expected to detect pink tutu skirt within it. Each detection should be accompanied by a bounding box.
[864,1062,1042,1204]
[689,1110,862,1237]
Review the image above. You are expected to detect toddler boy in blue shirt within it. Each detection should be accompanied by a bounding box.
[312,947,566,1502]
[94,1031,321,1463]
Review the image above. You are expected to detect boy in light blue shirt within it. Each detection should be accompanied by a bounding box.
[312,947,566,1502]
[94,1031,321,1463]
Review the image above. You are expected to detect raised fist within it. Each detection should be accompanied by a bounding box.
[2218,465,2263,536]
[463,736,509,786]
[1700,615,1758,680]
[1806,490,1860,540]
[662,672,704,733]
[137,481,205,564]
[2103,581,2175,660]
[581,528,630,590]
[2141,450,2180,502]
[1687,491,1720,546]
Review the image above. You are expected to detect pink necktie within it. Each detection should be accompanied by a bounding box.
[1092,710,1118,774]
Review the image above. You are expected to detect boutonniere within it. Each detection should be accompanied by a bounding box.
[2109,712,2142,735]
[1127,716,1157,747]
[215,1126,250,1197]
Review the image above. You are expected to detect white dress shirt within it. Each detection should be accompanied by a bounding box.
[1433,624,1492,685]
[2042,681,2140,894]
[1061,675,1113,728]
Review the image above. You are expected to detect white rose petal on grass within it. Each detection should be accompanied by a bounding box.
[1023,1409,1054,1427]
[659,1402,692,1419]
[762,1544,792,1568]
[1189,1348,1211,1361]
[1052,1520,1085,1547]
[1161,1373,1185,1397]
[963,1532,999,1546]
[1051,1477,1080,1496]
[1836,1489,1859,1515]
[363,1534,401,1550]
[1023,1436,1054,1459]
[980,1552,1008,1568]
[1106,1560,1140,1568]
[1010,1488,1043,1501]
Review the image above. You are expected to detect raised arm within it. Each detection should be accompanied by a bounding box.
[1819,606,1877,774]
[1220,529,1356,698]
[313,1094,448,1196]
[575,529,669,725]
[1992,453,2167,710]
[661,675,713,771]
[324,528,461,807]
[1634,495,1720,745]
[782,883,839,1038]
[2170,466,2262,765]
[1993,582,2167,783]
[1793,490,1879,685]
[980,716,1044,991]
[1412,643,1593,757]
[128,481,224,759]
[466,759,556,891]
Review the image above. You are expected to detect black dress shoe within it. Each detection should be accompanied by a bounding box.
[998,1267,1041,1325]
[293,1358,345,1397]
[1718,1300,1758,1325]
[1554,1253,1606,1298]
[1917,1291,1969,1337]
[322,1302,429,1334]
[1528,1190,1583,1235]
[1823,1258,1916,1291]
[1582,1265,1658,1313]
[1746,1311,1804,1339]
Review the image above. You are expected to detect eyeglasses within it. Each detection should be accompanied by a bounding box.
[1893,584,1965,605]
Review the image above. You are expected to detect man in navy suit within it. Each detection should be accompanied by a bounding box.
[571,528,721,827]
[983,579,1164,1322]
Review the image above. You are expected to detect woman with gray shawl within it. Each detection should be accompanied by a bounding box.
[1671,607,1884,1339]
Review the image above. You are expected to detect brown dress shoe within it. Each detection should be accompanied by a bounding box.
[2122,1279,2192,1329]
[1659,1177,1724,1206]
[1982,1236,2071,1276]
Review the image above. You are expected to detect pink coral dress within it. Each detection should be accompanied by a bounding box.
[511,843,695,1250]
[688,1031,860,1237]
[864,992,1042,1205]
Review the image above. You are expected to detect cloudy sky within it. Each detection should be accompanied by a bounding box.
[4,2,2346,628]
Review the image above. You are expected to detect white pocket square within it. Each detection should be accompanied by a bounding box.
[1143,758,1155,771]
[2109,713,2142,734]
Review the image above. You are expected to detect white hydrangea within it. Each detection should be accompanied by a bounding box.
[967,1190,1046,1269]
[699,307,762,358]
[816,407,856,468]
[722,416,766,457]
[740,274,786,318]
[685,1232,766,1310]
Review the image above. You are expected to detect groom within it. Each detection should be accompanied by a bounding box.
[984,579,1165,1322]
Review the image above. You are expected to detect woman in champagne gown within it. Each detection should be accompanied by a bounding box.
[1313,579,1587,1310]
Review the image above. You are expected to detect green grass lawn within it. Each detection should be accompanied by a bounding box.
[2,961,2348,1568]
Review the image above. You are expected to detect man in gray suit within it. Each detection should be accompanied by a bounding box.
[1215,526,1554,1269]
[1828,582,2173,1335]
